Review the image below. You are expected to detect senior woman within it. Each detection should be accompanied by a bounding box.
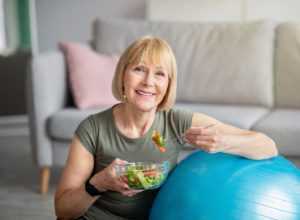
[55,36,278,220]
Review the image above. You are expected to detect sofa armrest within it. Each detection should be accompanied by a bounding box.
[26,50,68,167]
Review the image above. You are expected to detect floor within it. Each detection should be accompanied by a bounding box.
[1,116,300,220]
[0,116,63,220]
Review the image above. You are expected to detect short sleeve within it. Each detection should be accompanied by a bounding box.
[167,108,193,136]
[75,116,98,155]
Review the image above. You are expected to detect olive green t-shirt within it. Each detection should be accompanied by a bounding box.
[75,107,193,220]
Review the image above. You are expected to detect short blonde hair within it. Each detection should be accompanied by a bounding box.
[112,36,177,110]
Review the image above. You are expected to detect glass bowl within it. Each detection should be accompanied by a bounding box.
[115,161,170,190]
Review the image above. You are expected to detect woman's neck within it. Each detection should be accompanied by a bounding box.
[113,103,156,138]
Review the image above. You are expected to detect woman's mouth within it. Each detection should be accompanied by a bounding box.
[135,90,155,97]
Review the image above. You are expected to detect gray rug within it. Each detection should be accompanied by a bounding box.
[0,135,62,220]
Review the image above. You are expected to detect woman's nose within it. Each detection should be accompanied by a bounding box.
[143,72,155,86]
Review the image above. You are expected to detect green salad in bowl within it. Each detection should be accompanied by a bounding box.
[115,161,170,190]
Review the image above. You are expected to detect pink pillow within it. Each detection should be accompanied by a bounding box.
[59,41,119,109]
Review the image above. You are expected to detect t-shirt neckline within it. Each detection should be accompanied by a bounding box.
[109,107,159,142]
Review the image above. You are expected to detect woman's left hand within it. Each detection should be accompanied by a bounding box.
[183,126,225,153]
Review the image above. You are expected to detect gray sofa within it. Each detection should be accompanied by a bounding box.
[27,18,300,194]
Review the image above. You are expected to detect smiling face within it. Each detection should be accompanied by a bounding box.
[123,60,169,112]
[112,36,177,110]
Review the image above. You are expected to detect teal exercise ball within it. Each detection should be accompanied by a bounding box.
[150,150,300,220]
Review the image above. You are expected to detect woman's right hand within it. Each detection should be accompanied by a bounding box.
[89,158,143,197]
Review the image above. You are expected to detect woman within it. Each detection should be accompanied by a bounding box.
[55,36,278,220]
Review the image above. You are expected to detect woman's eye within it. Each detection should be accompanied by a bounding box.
[156,72,166,77]
[134,67,144,73]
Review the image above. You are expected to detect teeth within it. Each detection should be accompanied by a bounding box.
[136,90,154,96]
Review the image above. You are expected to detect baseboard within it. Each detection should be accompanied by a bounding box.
[0,114,29,137]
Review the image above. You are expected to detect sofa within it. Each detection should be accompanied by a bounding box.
[27,18,300,194]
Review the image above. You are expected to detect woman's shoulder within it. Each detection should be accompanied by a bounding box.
[91,107,112,120]
[158,107,193,117]
[80,107,113,127]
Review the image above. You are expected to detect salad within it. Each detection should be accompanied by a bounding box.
[115,161,170,190]
[151,130,166,153]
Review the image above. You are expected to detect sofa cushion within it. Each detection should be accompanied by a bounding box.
[252,109,300,156]
[59,41,119,109]
[48,103,269,141]
[275,23,300,108]
[52,141,70,166]
[48,107,104,140]
[94,18,275,107]
[174,103,269,129]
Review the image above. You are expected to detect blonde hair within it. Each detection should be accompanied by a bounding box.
[112,36,177,110]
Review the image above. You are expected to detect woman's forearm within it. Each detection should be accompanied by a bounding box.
[188,113,278,160]
[55,184,98,219]
[221,132,278,160]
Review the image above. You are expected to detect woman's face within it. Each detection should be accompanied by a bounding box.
[123,60,169,112]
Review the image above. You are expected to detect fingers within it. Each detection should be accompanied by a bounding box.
[184,126,223,153]
[197,143,221,153]
[111,159,143,197]
[117,179,143,197]
[112,158,128,167]
[184,126,215,135]
[116,174,143,197]
[98,158,144,197]
[121,188,143,197]
[184,126,217,142]
[91,159,143,197]
[118,174,128,184]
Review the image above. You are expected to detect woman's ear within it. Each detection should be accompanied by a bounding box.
[122,86,127,99]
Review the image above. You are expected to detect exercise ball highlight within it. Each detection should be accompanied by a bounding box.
[150,150,300,220]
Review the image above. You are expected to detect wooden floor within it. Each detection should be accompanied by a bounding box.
[0,116,63,220]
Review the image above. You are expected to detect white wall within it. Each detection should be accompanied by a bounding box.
[247,0,300,22]
[146,0,300,22]
[0,0,6,51]
[32,0,300,53]
[33,0,146,52]
[2,0,19,50]
[147,0,243,22]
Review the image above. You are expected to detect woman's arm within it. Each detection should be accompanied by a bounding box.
[183,112,278,160]
[54,137,99,219]
[54,137,134,219]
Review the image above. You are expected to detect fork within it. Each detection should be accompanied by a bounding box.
[167,123,215,144]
